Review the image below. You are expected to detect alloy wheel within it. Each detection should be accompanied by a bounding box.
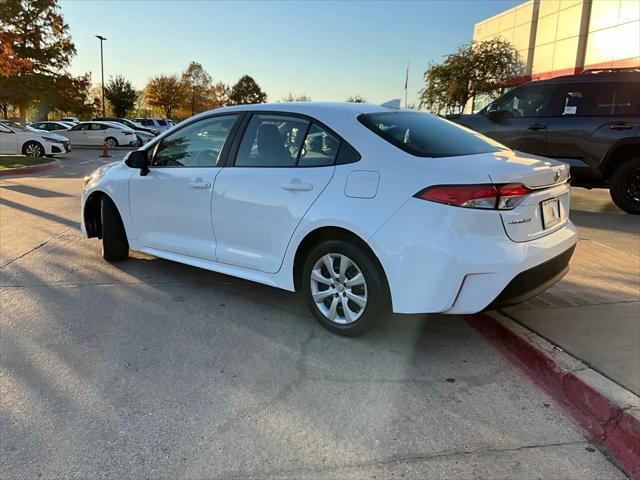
[25,143,42,157]
[105,138,117,148]
[624,168,640,205]
[310,253,368,324]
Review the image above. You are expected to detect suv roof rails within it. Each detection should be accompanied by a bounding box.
[579,67,640,75]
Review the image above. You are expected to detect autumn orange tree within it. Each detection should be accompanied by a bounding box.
[0,0,93,121]
[144,74,186,118]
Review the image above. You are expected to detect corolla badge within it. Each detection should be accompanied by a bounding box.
[508,218,532,224]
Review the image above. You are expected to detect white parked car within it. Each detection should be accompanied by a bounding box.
[0,121,70,156]
[131,118,172,132]
[81,102,577,335]
[63,121,137,147]
[29,121,72,132]
[59,116,80,124]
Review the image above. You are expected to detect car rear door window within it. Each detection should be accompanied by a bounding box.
[299,124,340,167]
[152,114,240,167]
[234,114,310,167]
[551,82,639,116]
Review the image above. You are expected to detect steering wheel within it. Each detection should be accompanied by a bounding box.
[194,149,219,166]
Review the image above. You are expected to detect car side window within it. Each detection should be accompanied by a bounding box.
[299,124,340,167]
[142,119,154,127]
[151,114,239,168]
[493,84,554,117]
[234,114,310,167]
[90,123,105,130]
[70,124,88,131]
[551,82,639,116]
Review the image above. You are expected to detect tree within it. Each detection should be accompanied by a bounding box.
[104,75,137,117]
[281,92,311,102]
[181,61,212,116]
[418,39,523,114]
[0,31,32,77]
[209,81,230,109]
[0,0,77,121]
[144,74,186,118]
[228,75,267,105]
[346,95,367,103]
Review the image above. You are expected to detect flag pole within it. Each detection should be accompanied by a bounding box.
[404,61,409,108]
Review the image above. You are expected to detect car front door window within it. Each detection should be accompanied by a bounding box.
[494,85,554,118]
[152,115,240,167]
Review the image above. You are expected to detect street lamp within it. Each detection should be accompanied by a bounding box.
[96,35,107,116]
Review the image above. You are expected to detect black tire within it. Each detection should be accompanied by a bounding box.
[22,141,45,157]
[301,239,389,336]
[100,196,129,261]
[609,157,640,214]
[105,137,118,148]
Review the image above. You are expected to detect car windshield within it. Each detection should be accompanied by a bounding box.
[5,122,27,132]
[359,111,506,158]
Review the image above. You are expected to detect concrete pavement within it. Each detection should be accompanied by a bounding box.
[0,149,627,479]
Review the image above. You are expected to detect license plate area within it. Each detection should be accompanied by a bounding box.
[541,197,561,229]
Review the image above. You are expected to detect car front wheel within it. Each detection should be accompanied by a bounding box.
[100,196,129,261]
[610,157,640,214]
[23,141,45,157]
[302,239,389,336]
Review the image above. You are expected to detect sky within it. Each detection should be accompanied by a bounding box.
[61,0,522,105]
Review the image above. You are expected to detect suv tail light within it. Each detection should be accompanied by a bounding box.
[415,184,531,210]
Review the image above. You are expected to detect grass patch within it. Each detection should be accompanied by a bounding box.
[0,156,52,169]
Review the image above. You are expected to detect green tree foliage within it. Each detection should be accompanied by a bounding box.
[181,61,212,116]
[0,0,86,121]
[228,75,267,105]
[104,75,137,117]
[145,74,186,118]
[418,39,524,114]
[346,95,367,103]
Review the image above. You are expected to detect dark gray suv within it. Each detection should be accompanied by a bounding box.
[450,69,640,214]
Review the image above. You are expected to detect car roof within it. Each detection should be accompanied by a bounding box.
[535,70,640,85]
[189,102,397,125]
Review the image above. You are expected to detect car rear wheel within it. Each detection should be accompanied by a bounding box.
[100,196,129,261]
[610,157,640,214]
[23,141,45,157]
[105,137,118,148]
[302,239,389,336]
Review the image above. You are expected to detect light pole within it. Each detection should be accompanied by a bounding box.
[96,35,107,116]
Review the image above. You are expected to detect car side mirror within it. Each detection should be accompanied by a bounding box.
[125,150,150,176]
[486,104,503,121]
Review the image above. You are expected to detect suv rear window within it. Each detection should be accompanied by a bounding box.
[359,111,506,158]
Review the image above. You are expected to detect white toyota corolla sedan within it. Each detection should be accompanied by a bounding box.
[81,101,576,335]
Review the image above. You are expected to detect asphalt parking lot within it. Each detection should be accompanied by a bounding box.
[0,148,631,479]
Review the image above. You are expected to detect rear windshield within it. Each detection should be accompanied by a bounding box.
[359,111,506,158]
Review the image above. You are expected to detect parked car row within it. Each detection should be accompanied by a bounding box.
[0,116,177,157]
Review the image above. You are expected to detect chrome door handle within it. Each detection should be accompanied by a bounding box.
[610,123,632,130]
[282,182,313,192]
[189,181,211,189]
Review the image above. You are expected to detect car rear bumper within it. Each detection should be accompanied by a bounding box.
[485,244,575,309]
[369,197,578,314]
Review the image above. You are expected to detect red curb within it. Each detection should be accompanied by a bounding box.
[0,158,61,177]
[467,313,640,479]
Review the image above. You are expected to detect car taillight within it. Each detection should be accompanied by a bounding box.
[123,131,133,135]
[415,183,530,210]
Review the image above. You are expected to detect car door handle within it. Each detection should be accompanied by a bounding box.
[281,182,313,192]
[189,181,211,189]
[527,123,547,131]
[610,123,633,130]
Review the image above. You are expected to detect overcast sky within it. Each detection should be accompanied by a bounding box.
[61,0,522,105]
